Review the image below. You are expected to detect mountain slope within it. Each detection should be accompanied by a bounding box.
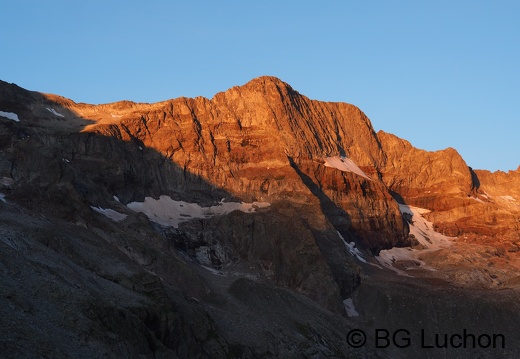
[1,77,520,358]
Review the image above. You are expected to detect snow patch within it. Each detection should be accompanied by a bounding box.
[127,195,271,228]
[376,204,454,276]
[324,156,371,180]
[345,241,367,263]
[0,177,14,186]
[500,196,516,202]
[0,193,6,203]
[91,206,127,222]
[398,204,453,249]
[337,231,366,263]
[343,298,359,317]
[46,108,64,117]
[113,196,120,202]
[337,231,382,268]
[0,111,20,122]
[111,114,123,118]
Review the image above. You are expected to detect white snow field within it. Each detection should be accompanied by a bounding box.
[127,195,270,228]
[376,204,454,276]
[0,111,20,122]
[90,206,128,222]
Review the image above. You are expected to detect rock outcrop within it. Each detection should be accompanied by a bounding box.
[378,129,520,249]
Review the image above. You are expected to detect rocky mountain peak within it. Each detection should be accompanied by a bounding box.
[233,75,296,93]
[1,78,520,358]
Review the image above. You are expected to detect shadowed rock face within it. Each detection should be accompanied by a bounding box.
[1,77,520,358]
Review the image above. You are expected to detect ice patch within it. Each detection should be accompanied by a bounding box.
[91,206,128,222]
[46,108,64,117]
[324,156,371,180]
[376,204,454,276]
[343,298,359,317]
[0,193,6,203]
[127,195,271,228]
[0,111,20,122]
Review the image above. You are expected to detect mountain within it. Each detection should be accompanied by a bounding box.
[1,77,519,358]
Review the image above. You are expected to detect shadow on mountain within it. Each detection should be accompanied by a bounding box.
[5,82,520,359]
[0,88,372,357]
[389,190,406,205]
[0,80,96,131]
[287,155,361,242]
[469,166,481,193]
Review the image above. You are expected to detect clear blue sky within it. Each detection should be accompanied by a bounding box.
[1,0,518,171]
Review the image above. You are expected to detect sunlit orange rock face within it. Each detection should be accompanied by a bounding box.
[77,76,409,253]
[1,76,519,294]
[0,77,412,312]
[378,130,520,247]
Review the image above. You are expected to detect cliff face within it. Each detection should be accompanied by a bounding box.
[378,130,474,200]
[1,77,520,358]
[378,129,520,249]
[0,77,410,303]
[375,129,520,291]
[2,76,519,288]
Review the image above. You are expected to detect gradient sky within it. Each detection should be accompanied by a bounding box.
[1,0,518,171]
